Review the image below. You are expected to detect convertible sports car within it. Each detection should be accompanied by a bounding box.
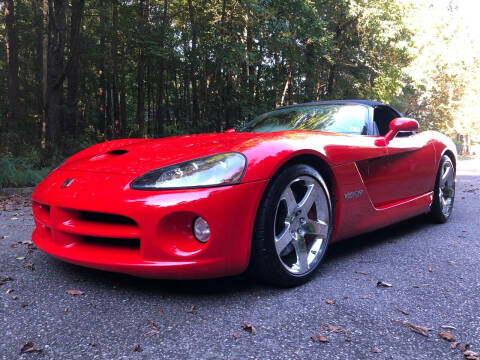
[32,100,456,286]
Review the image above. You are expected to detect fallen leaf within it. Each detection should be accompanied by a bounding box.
[0,275,14,286]
[147,320,160,336]
[311,334,328,343]
[441,325,457,330]
[326,299,335,305]
[464,350,480,360]
[355,270,370,275]
[397,308,409,315]
[12,295,18,300]
[187,305,197,314]
[392,320,432,337]
[133,344,142,352]
[15,256,25,261]
[372,348,383,353]
[451,342,460,349]
[6,288,14,294]
[460,344,471,352]
[20,342,43,354]
[23,263,35,271]
[439,331,456,342]
[322,325,346,334]
[66,289,84,296]
[377,281,392,287]
[241,323,257,334]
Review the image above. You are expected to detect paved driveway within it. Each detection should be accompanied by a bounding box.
[1,158,479,359]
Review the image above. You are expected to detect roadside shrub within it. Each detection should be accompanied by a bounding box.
[0,152,51,189]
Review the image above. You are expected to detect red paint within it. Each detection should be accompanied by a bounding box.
[32,124,456,279]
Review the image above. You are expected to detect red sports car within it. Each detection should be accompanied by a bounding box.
[32,100,456,286]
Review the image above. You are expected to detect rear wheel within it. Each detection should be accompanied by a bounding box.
[250,164,333,287]
[429,155,455,223]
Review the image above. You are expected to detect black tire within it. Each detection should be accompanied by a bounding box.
[249,164,333,287]
[428,154,455,223]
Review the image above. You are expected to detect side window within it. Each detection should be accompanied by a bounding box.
[373,107,397,136]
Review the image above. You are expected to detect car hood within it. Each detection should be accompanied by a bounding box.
[61,132,270,176]
[60,130,376,182]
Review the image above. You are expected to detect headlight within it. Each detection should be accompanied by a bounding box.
[131,152,247,190]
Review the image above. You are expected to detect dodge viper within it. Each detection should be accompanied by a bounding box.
[32,100,456,286]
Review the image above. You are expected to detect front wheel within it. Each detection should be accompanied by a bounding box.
[249,164,333,287]
[429,155,455,223]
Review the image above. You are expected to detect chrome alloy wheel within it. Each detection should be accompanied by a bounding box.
[273,175,330,275]
[438,158,455,217]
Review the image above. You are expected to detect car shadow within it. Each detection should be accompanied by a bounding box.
[324,214,430,263]
[51,214,433,296]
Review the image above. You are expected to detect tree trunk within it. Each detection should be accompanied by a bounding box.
[136,0,146,137]
[42,0,48,149]
[111,0,120,137]
[66,0,86,138]
[155,0,168,137]
[187,0,199,129]
[45,0,67,149]
[4,0,20,131]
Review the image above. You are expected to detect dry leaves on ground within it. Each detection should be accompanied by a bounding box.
[355,270,370,275]
[133,344,142,352]
[147,320,160,336]
[20,342,43,354]
[464,350,480,360]
[241,323,257,334]
[439,331,456,342]
[392,320,432,337]
[396,308,409,315]
[0,276,13,286]
[377,281,392,287]
[23,263,35,271]
[311,334,328,343]
[66,289,84,296]
[326,299,335,305]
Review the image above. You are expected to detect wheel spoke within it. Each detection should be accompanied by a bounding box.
[303,219,329,238]
[281,186,298,215]
[293,237,309,273]
[298,184,318,214]
[441,164,452,186]
[275,224,293,253]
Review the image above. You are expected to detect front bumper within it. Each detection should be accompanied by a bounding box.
[32,169,268,279]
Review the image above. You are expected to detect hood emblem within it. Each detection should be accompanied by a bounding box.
[61,178,75,188]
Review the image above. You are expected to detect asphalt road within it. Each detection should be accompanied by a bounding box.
[1,157,480,360]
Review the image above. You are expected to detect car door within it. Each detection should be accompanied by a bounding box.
[356,106,436,207]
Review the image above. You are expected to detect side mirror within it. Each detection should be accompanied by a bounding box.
[375,117,419,146]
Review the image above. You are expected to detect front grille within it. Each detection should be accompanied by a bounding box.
[33,204,140,250]
[80,211,136,225]
[82,236,140,248]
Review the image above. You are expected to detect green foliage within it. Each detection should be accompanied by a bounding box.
[0,152,51,188]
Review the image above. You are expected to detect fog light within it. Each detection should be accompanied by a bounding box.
[193,217,210,243]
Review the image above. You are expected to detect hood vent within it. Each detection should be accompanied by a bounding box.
[107,149,128,155]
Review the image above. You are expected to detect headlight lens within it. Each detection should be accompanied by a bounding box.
[131,152,246,190]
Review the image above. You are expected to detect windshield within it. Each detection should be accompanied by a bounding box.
[242,104,369,134]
